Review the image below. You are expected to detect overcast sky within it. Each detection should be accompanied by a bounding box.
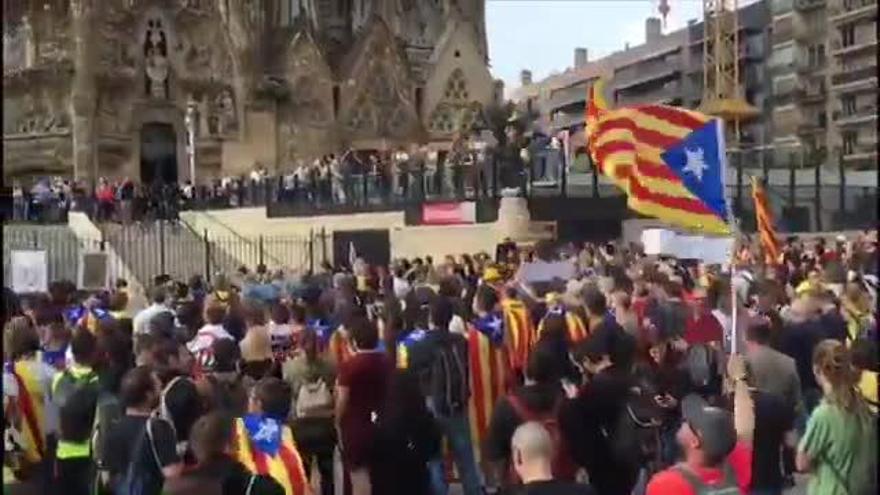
[485,0,708,92]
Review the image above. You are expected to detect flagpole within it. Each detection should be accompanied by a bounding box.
[716,118,741,355]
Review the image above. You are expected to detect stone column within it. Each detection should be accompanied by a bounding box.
[70,0,97,182]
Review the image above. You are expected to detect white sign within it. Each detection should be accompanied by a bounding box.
[640,229,733,264]
[642,229,677,255]
[11,250,48,294]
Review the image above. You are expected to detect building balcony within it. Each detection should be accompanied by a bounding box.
[830,36,878,56]
[830,64,878,89]
[829,0,877,23]
[842,143,878,167]
[548,85,588,110]
[771,24,795,45]
[794,86,827,102]
[795,0,826,10]
[613,58,682,91]
[795,58,827,74]
[833,106,878,125]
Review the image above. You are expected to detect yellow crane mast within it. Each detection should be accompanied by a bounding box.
[699,0,759,147]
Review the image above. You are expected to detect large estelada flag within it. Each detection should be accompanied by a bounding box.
[466,315,510,464]
[232,415,310,495]
[751,176,781,265]
[586,79,731,235]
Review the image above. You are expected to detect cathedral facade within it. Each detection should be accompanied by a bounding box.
[3,0,497,184]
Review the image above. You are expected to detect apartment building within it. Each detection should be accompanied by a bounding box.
[828,0,877,170]
[768,0,876,169]
[510,0,772,156]
[769,0,832,165]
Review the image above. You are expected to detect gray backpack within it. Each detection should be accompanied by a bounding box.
[673,462,740,495]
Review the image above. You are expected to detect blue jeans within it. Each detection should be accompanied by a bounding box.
[750,489,782,495]
[426,411,482,495]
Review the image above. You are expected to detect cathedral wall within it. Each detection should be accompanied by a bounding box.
[423,21,495,139]
[220,109,278,177]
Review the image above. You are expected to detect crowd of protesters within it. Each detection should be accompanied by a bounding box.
[3,231,878,495]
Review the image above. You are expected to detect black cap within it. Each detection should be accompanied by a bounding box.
[681,394,737,463]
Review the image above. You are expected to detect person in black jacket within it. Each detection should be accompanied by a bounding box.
[370,369,441,495]
[568,333,639,495]
[486,344,578,490]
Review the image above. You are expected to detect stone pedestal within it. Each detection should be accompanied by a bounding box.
[495,193,531,243]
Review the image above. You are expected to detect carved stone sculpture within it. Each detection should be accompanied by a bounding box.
[216,89,236,134]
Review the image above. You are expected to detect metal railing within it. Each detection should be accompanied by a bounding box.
[2,222,330,288]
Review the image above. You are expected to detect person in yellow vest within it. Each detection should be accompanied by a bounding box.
[851,338,878,412]
[232,377,310,495]
[51,328,101,495]
[842,281,873,345]
[3,316,58,482]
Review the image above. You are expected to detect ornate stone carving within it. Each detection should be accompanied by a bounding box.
[344,23,418,137]
[97,92,127,134]
[144,18,170,99]
[205,88,236,136]
[428,69,481,134]
[3,23,26,73]
[14,94,70,134]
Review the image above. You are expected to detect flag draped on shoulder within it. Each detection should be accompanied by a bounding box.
[538,310,589,344]
[5,361,47,465]
[500,298,535,373]
[587,79,731,235]
[232,415,310,495]
[466,314,510,463]
[751,177,781,265]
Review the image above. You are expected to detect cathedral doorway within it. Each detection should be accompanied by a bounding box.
[140,122,179,185]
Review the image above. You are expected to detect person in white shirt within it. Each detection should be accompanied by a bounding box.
[187,300,235,369]
[132,286,174,336]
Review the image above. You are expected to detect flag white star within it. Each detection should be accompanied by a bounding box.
[682,147,708,182]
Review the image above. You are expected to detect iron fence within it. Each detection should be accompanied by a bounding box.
[2,222,329,289]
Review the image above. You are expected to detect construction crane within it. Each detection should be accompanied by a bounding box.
[697,0,759,147]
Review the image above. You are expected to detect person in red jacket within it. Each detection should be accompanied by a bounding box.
[95,177,116,223]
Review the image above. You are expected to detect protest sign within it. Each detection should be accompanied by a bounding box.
[11,250,48,293]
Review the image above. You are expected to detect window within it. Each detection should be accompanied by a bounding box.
[769,44,795,68]
[842,95,856,115]
[818,111,827,128]
[807,44,825,67]
[772,0,793,15]
[841,25,855,47]
[842,131,858,154]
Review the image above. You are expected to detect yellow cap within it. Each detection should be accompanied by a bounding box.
[483,267,503,282]
[545,292,561,305]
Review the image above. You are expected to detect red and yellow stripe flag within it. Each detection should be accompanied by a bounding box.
[586,79,730,235]
[327,330,354,367]
[751,177,781,265]
[501,298,535,374]
[6,361,48,466]
[537,311,589,344]
[232,418,310,495]
[466,324,510,464]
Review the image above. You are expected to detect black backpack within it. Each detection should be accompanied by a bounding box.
[605,379,663,468]
[686,344,722,396]
[427,335,470,417]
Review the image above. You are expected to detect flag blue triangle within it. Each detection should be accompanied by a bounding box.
[661,120,729,221]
